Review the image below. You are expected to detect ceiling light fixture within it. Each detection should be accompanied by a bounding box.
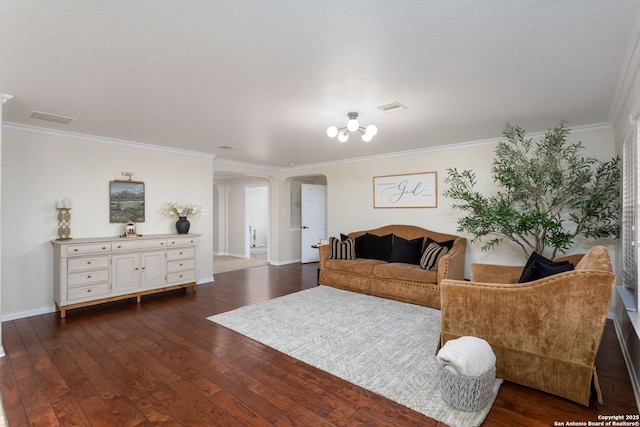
[327,112,377,142]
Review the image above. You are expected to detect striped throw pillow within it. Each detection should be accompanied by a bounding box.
[420,242,449,271]
[329,236,356,260]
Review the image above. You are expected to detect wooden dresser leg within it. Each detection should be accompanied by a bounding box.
[60,307,66,319]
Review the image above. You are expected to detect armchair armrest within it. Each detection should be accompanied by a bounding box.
[470,253,586,284]
[437,237,466,283]
[470,263,523,284]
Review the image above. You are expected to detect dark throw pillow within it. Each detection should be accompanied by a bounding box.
[518,252,574,283]
[389,235,424,265]
[420,242,450,271]
[329,236,356,260]
[363,233,393,261]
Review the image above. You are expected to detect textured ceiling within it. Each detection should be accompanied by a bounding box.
[1,1,639,167]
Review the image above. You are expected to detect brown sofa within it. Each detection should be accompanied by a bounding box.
[439,245,616,406]
[318,225,466,309]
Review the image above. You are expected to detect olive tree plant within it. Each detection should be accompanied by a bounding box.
[443,122,620,259]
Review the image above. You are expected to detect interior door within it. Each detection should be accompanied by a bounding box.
[301,184,327,263]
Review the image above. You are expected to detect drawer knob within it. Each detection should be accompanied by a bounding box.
[179,263,183,266]
[87,275,92,279]
[179,252,183,255]
[87,289,92,293]
[74,249,79,252]
[102,247,107,250]
[87,261,92,265]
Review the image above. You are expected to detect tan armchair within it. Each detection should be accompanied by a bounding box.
[440,246,616,406]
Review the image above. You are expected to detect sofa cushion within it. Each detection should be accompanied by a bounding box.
[518,252,573,283]
[373,262,438,283]
[389,235,423,265]
[363,233,393,261]
[325,258,386,276]
[420,241,450,271]
[329,236,355,260]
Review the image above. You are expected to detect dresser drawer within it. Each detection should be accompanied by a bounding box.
[167,237,198,247]
[68,255,109,272]
[166,259,195,273]
[67,282,109,301]
[167,247,195,260]
[112,239,167,251]
[167,270,195,284]
[67,243,111,255]
[68,269,109,286]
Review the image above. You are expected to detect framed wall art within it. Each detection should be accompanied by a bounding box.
[373,172,437,208]
[110,180,145,222]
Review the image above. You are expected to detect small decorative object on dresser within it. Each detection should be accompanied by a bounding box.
[121,221,141,238]
[51,233,200,318]
[176,217,190,234]
[55,198,72,240]
[165,201,201,234]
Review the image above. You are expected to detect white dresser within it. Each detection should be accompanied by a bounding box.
[52,234,200,318]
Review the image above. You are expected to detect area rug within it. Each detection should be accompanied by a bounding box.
[207,286,502,427]
[213,255,269,274]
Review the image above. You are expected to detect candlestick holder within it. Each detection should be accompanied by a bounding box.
[56,208,72,240]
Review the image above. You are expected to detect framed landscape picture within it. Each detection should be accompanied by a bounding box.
[373,172,437,208]
[110,181,145,222]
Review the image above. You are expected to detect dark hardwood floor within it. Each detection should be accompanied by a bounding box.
[0,262,637,426]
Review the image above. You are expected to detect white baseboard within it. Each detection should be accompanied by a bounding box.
[2,305,57,322]
[270,258,301,266]
[197,277,214,285]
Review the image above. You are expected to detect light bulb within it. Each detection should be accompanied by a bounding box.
[327,126,338,138]
[338,130,349,142]
[362,133,372,142]
[366,124,377,137]
[347,118,359,132]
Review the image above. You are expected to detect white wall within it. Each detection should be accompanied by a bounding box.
[0,97,4,355]
[1,125,214,319]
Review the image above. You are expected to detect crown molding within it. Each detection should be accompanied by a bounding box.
[3,120,612,172]
[2,122,217,159]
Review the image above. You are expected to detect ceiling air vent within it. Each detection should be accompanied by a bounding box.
[376,101,407,113]
[30,110,76,124]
